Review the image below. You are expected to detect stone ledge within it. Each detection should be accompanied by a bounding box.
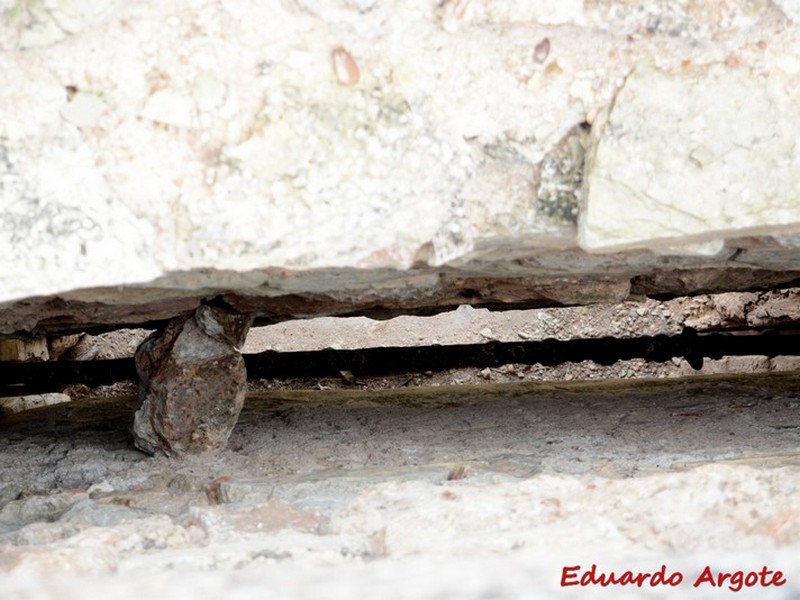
[1,254,798,336]
[1,1,798,333]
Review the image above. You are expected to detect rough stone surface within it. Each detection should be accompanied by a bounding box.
[50,330,151,361]
[0,393,71,413]
[1,1,800,334]
[581,61,800,251]
[132,304,252,456]
[0,337,48,361]
[1,375,800,596]
[1,256,799,337]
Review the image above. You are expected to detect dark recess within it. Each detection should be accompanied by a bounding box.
[1,327,798,397]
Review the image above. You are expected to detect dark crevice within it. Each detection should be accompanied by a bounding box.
[2,327,799,398]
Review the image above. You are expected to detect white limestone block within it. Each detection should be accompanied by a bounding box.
[0,0,799,308]
[580,63,800,252]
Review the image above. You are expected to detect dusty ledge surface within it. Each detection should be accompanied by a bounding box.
[1,372,799,597]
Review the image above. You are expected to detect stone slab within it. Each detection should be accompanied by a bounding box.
[580,61,800,251]
[0,1,799,333]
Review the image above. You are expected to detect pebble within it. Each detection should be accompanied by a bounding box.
[59,92,106,128]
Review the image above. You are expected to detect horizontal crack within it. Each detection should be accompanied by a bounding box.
[1,327,799,398]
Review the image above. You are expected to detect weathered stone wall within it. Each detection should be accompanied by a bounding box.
[1,0,799,334]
